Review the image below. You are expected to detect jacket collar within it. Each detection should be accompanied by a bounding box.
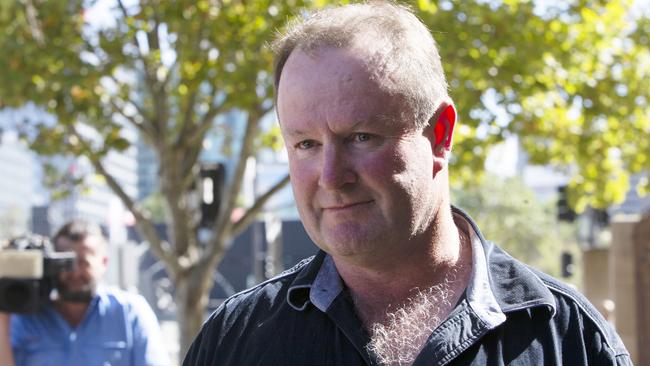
[286,252,326,311]
[452,206,557,317]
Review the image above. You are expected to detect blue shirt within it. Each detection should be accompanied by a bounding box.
[11,286,169,366]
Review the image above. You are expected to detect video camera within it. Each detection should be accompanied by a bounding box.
[0,234,76,313]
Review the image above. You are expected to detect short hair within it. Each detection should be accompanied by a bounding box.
[53,220,106,249]
[272,1,450,129]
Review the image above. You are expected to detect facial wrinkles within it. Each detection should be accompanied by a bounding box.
[280,47,439,262]
[391,137,434,236]
[280,48,414,137]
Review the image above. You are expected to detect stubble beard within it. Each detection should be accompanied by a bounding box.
[56,281,97,303]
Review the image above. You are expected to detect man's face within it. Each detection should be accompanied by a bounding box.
[278,47,442,266]
[55,235,107,302]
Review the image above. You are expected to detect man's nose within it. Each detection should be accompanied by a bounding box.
[318,144,357,189]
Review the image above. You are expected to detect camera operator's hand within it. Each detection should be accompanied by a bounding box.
[0,312,16,366]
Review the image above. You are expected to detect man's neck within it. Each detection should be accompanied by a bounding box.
[334,210,474,366]
[333,209,473,327]
[53,300,91,328]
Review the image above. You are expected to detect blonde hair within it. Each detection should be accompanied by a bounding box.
[272,1,450,129]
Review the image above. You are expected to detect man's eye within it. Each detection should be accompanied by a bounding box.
[353,133,372,142]
[296,140,315,150]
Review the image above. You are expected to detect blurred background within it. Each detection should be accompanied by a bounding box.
[0,0,648,364]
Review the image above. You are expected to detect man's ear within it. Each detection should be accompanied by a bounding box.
[431,103,457,157]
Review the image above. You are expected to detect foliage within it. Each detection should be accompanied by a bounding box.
[452,175,581,284]
[0,0,302,356]
[416,0,650,212]
[138,190,168,224]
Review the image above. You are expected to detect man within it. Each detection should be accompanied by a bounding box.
[0,220,169,366]
[183,2,631,365]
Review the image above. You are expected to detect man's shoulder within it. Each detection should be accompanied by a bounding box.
[96,286,154,314]
[531,268,628,356]
[217,255,315,314]
[490,250,630,362]
[183,256,317,365]
[99,286,142,302]
[532,268,604,323]
[201,256,315,336]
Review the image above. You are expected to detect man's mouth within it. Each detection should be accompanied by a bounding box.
[322,200,374,211]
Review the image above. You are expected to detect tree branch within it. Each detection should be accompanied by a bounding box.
[105,73,152,119]
[66,124,181,273]
[22,0,45,46]
[180,144,202,190]
[184,85,223,148]
[175,87,224,186]
[203,108,262,266]
[116,0,167,139]
[176,89,199,146]
[145,7,160,53]
[108,97,153,144]
[231,173,290,237]
[174,12,210,148]
[160,183,196,258]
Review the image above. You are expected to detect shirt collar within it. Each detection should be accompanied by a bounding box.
[454,210,506,328]
[95,285,111,316]
[310,255,343,312]
[451,206,557,317]
[42,285,111,329]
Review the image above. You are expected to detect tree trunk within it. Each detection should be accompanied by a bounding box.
[175,268,212,362]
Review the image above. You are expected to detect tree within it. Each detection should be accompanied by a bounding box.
[452,175,581,284]
[0,0,311,356]
[416,0,649,212]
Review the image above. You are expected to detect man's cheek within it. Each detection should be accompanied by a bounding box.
[58,272,71,283]
[290,169,314,195]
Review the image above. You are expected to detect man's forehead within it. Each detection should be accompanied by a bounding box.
[282,47,359,80]
[278,46,414,133]
[278,46,394,105]
[56,235,104,252]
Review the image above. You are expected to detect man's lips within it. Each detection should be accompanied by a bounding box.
[322,200,373,211]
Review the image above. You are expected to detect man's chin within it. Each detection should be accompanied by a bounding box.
[58,288,96,303]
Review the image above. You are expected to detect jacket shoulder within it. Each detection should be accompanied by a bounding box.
[219,255,314,312]
[531,268,631,362]
[182,256,315,365]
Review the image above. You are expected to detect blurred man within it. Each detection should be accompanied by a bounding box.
[0,220,169,366]
[183,2,630,365]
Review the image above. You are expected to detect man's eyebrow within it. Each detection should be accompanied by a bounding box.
[282,113,398,137]
[352,113,396,129]
[282,127,311,138]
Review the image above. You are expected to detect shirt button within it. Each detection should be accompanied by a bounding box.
[70,332,77,342]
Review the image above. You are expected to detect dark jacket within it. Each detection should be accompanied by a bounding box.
[183,209,631,366]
